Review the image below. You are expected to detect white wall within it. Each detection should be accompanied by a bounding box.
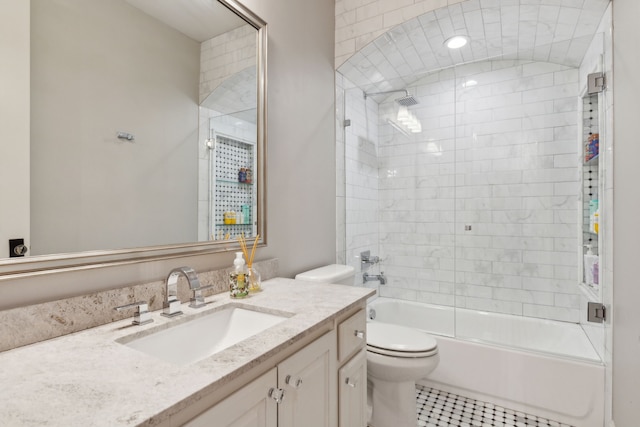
[30,0,200,255]
[612,0,640,425]
[0,0,336,308]
[240,0,337,278]
[0,0,29,259]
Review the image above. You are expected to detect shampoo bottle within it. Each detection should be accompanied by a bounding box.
[229,252,249,298]
[583,245,598,287]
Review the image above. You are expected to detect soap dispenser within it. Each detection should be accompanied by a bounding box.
[229,252,249,298]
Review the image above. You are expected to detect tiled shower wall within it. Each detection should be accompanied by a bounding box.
[340,60,583,322]
[338,75,382,285]
[199,25,255,104]
[378,60,581,322]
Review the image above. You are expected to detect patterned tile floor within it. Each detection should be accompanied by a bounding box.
[416,386,574,427]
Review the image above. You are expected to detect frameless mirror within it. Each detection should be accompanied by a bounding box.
[0,0,266,275]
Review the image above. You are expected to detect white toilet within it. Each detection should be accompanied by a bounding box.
[366,322,439,427]
[295,264,440,427]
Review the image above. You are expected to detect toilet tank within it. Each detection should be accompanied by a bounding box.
[295,264,355,286]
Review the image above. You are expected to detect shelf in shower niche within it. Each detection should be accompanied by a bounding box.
[217,179,253,185]
[584,154,599,166]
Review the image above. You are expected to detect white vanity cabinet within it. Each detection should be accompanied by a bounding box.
[183,307,368,427]
[184,369,278,427]
[337,309,368,427]
[278,330,337,427]
[185,330,337,427]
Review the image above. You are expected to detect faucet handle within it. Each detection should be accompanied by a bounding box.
[115,301,153,326]
[162,296,183,318]
[189,285,215,309]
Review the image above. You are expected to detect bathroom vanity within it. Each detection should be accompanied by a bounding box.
[0,279,373,426]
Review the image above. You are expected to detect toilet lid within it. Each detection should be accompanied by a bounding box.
[367,322,438,354]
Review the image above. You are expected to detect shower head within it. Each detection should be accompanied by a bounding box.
[364,89,419,106]
[395,94,419,106]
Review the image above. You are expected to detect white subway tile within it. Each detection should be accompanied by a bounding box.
[462,272,523,289]
[416,291,455,306]
[493,288,555,305]
[464,296,524,315]
[523,304,579,322]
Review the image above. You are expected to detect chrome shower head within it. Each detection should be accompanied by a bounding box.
[364,89,419,106]
[395,94,419,106]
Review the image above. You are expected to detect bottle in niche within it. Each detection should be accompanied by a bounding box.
[242,205,250,224]
[584,245,598,287]
[229,252,249,298]
[238,168,246,183]
[245,167,252,184]
[224,211,236,225]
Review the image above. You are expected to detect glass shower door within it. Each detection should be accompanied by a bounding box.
[451,51,589,356]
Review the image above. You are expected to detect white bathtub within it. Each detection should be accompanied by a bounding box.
[368,297,605,427]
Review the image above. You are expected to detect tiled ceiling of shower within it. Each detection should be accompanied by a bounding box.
[201,66,257,124]
[338,0,609,97]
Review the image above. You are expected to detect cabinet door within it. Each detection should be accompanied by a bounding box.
[339,349,367,427]
[278,330,337,427]
[184,368,277,427]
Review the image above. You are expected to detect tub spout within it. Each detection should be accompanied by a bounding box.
[364,272,386,285]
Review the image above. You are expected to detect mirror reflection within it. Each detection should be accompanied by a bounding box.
[12,0,262,260]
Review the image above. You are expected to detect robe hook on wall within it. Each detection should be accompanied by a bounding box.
[117,131,135,141]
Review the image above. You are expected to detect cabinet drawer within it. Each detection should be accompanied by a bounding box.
[338,309,366,362]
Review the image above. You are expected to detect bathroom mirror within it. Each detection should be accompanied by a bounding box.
[0,0,266,276]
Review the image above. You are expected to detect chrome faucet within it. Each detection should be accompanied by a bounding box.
[363,272,387,285]
[162,266,202,317]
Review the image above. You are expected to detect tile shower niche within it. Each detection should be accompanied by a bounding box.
[213,135,256,240]
[580,90,602,299]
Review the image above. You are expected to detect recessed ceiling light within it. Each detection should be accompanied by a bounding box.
[445,35,469,49]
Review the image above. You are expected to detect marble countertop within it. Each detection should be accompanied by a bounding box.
[0,278,374,426]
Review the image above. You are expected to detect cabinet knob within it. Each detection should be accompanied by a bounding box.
[345,377,357,388]
[285,375,303,389]
[268,387,285,403]
[354,330,365,339]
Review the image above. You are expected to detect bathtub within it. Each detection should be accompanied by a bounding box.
[368,297,605,427]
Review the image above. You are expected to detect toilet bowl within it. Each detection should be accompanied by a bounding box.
[295,264,440,427]
[366,322,439,427]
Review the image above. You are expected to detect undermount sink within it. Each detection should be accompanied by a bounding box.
[118,305,290,366]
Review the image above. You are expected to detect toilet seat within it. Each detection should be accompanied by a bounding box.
[367,322,438,358]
